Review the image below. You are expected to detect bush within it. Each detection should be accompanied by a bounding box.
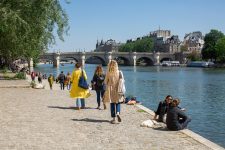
[14,72,26,79]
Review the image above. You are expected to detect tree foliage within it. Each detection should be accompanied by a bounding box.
[0,0,69,67]
[201,29,224,61]
[187,50,201,61]
[180,44,188,52]
[119,37,153,52]
[215,37,225,63]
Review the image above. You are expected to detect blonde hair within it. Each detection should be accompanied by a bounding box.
[107,60,118,73]
[95,65,103,76]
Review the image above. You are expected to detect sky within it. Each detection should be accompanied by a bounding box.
[50,0,225,52]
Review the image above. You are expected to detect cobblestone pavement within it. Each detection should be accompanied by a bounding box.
[0,85,211,150]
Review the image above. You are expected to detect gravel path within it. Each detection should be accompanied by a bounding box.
[0,83,211,150]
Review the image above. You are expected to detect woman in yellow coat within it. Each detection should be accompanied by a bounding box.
[70,62,89,110]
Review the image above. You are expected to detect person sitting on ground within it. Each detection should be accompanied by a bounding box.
[166,98,191,131]
[154,95,173,122]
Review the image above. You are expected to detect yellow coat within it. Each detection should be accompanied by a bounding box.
[70,69,89,98]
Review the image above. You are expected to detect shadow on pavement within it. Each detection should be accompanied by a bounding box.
[72,118,110,123]
[48,106,94,110]
[152,126,169,131]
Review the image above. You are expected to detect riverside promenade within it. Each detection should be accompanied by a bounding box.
[0,79,224,150]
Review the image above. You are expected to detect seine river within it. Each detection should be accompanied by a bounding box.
[35,64,225,147]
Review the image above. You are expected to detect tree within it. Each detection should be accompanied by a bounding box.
[119,37,153,52]
[0,0,69,68]
[187,50,201,61]
[180,45,188,52]
[215,37,225,63]
[202,29,224,61]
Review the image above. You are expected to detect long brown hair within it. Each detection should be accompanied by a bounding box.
[95,65,103,76]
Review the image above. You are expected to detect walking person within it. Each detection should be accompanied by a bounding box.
[48,74,54,90]
[92,65,105,110]
[38,72,42,83]
[103,60,123,124]
[70,62,90,110]
[65,72,71,90]
[31,71,35,81]
[58,71,65,90]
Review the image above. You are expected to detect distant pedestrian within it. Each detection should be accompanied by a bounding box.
[70,62,90,110]
[31,71,35,81]
[48,74,54,90]
[103,60,123,124]
[58,71,66,90]
[38,72,42,83]
[65,72,71,90]
[92,65,105,109]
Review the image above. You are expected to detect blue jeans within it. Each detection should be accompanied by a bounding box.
[67,83,71,90]
[76,98,85,108]
[60,82,64,90]
[180,117,191,130]
[96,90,105,107]
[110,103,121,117]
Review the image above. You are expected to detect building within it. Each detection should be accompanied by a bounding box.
[183,31,204,52]
[95,39,122,52]
[149,29,181,53]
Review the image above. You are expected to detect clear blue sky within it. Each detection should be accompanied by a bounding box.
[50,0,225,52]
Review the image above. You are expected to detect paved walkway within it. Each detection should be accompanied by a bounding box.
[1,77,224,149]
[1,86,216,150]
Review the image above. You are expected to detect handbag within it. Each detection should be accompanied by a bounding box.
[78,70,89,89]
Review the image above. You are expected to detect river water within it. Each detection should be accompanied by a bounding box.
[35,64,225,147]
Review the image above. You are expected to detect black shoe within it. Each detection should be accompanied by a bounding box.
[117,115,121,122]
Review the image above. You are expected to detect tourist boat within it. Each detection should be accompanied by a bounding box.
[187,61,214,68]
[161,61,180,67]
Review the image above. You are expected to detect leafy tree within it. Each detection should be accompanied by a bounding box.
[215,37,225,63]
[202,29,224,61]
[0,0,69,68]
[119,37,153,52]
[187,50,201,61]
[180,45,188,52]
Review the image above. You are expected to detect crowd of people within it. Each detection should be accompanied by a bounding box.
[30,61,191,129]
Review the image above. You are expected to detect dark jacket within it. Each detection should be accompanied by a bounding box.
[166,106,189,131]
[155,101,169,122]
[92,74,105,91]
[58,73,65,83]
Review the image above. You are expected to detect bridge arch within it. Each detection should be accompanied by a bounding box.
[60,56,79,63]
[160,57,174,63]
[85,56,106,65]
[113,56,131,66]
[136,57,154,66]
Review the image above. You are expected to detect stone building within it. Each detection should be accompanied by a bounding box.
[149,29,181,53]
[95,39,122,52]
[183,31,204,52]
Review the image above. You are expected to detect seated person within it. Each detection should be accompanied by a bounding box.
[166,98,191,131]
[154,95,172,122]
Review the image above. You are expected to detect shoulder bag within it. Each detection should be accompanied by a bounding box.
[78,70,89,89]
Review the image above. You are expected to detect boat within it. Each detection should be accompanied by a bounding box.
[187,61,214,68]
[161,61,180,67]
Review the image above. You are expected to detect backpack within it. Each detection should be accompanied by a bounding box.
[96,75,104,87]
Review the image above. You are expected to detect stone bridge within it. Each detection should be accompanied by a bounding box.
[39,51,188,67]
